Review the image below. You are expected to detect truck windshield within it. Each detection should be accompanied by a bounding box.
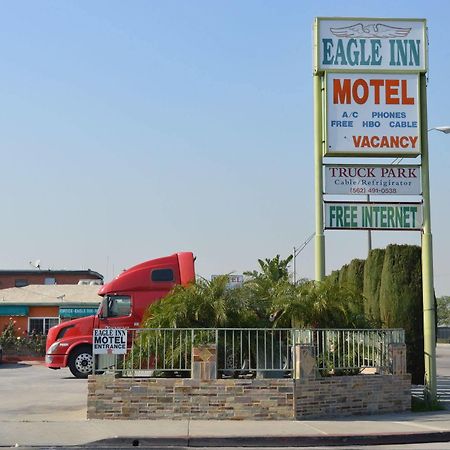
[102,295,131,318]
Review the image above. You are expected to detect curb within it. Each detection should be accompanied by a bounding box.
[86,431,450,448]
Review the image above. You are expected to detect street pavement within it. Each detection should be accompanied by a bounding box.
[1,345,450,448]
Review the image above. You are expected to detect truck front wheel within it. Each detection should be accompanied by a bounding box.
[68,346,93,378]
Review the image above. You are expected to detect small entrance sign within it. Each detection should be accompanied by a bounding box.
[93,328,127,354]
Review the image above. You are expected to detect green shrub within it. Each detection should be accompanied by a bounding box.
[0,319,46,356]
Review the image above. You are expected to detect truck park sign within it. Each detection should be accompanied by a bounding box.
[314,17,438,400]
[324,202,423,230]
[324,164,421,195]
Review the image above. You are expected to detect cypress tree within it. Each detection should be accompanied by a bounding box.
[338,263,350,287]
[379,244,423,384]
[363,248,386,325]
[327,269,340,286]
[345,259,365,294]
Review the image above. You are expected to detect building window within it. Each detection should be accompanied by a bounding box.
[15,279,29,287]
[151,269,174,282]
[28,317,60,335]
[44,277,56,285]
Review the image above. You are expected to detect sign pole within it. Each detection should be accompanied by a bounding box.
[420,73,437,402]
[314,73,325,281]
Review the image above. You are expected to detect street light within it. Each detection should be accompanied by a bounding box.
[376,125,449,401]
[422,123,450,402]
[293,233,315,284]
[429,126,450,134]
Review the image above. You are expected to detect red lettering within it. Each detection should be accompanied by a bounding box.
[401,79,414,105]
[352,79,369,104]
[333,79,351,104]
[385,79,400,104]
[369,79,384,104]
[352,136,362,147]
[333,77,414,105]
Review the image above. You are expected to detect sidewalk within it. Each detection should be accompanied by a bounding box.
[1,410,450,447]
[2,357,450,447]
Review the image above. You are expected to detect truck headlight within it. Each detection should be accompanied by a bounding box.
[47,342,60,354]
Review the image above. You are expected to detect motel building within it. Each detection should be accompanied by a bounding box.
[0,284,102,336]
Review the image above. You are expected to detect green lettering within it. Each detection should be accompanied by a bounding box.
[372,206,380,227]
[395,206,403,227]
[329,205,336,227]
[364,206,372,228]
[347,39,359,66]
[336,206,344,227]
[409,40,420,66]
[389,40,396,66]
[410,206,418,227]
[359,39,371,65]
[387,207,395,228]
[380,207,387,228]
[322,39,334,65]
[343,206,351,227]
[403,207,411,227]
[335,40,348,65]
[351,206,358,227]
[371,39,382,65]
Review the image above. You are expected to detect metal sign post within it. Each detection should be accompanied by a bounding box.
[313,17,436,401]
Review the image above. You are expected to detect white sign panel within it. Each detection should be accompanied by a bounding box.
[324,165,421,195]
[324,202,422,230]
[211,274,244,289]
[93,328,127,354]
[315,18,427,72]
[325,72,420,156]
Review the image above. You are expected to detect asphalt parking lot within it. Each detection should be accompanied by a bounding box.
[1,350,450,448]
[0,361,86,421]
[1,344,450,423]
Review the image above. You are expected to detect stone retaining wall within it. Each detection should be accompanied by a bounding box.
[295,374,411,419]
[87,376,294,420]
[87,374,411,420]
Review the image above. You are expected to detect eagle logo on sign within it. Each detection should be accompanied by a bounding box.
[330,23,411,38]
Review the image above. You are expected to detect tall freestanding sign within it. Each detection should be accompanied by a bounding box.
[313,18,436,401]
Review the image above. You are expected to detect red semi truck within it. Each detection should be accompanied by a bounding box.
[45,252,195,378]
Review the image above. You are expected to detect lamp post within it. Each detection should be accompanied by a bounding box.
[293,233,315,284]
[424,124,450,401]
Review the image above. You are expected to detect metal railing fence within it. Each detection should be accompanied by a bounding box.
[93,328,404,378]
[295,328,405,375]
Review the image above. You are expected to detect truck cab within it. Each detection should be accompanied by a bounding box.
[45,252,195,378]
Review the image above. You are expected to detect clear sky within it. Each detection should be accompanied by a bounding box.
[2,1,450,295]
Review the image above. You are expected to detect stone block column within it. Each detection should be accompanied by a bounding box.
[293,344,316,380]
[389,343,407,375]
[192,344,217,380]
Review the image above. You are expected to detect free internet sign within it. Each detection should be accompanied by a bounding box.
[315,18,426,157]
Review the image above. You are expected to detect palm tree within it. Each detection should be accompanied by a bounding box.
[271,279,367,328]
[142,275,246,329]
[244,254,293,283]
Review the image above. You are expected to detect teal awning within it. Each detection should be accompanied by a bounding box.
[59,307,98,318]
[0,305,29,316]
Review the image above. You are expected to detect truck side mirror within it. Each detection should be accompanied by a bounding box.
[99,302,107,319]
